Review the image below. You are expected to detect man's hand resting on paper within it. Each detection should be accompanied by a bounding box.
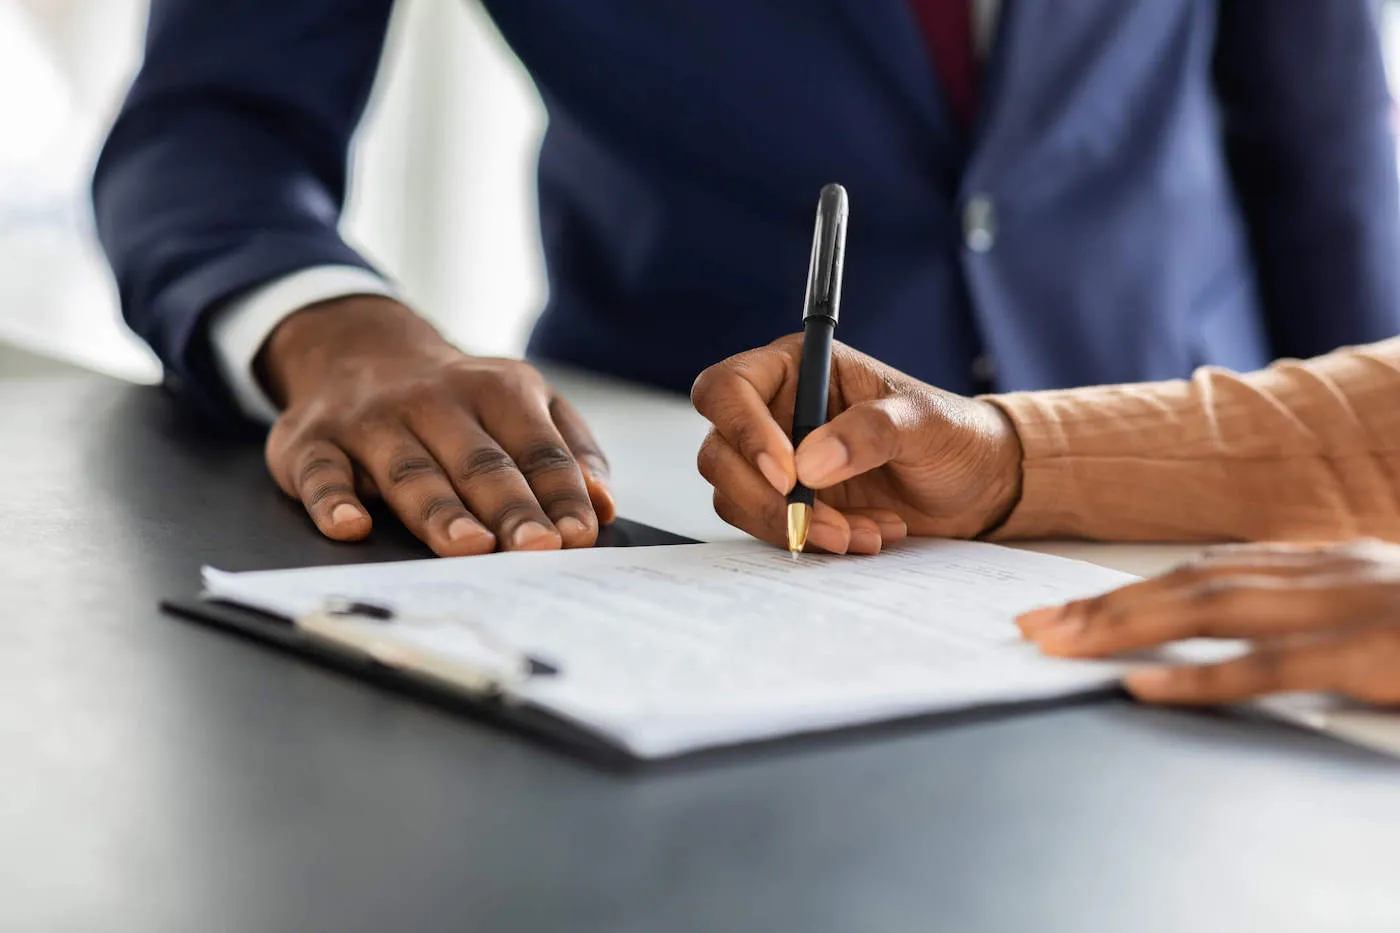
[258,296,615,557]
[1018,540,1400,706]
[690,335,1024,555]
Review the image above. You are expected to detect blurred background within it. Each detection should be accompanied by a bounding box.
[2,0,1400,383]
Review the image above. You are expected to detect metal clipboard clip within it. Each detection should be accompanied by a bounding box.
[294,597,556,701]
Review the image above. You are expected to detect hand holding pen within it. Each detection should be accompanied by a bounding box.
[691,187,1024,555]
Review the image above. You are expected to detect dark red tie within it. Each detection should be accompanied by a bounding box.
[908,0,978,132]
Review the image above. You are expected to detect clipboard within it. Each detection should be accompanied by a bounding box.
[162,517,697,769]
[165,523,1136,768]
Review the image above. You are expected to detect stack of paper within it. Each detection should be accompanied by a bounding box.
[203,540,1147,759]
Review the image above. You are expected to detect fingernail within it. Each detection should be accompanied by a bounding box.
[331,503,365,526]
[512,521,556,550]
[558,516,590,539]
[756,452,791,494]
[447,517,488,543]
[1124,667,1175,695]
[584,474,617,524]
[796,438,849,486]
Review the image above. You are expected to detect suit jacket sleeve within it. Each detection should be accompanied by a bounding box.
[1213,0,1400,362]
[92,0,396,427]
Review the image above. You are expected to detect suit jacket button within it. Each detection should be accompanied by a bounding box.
[963,196,997,253]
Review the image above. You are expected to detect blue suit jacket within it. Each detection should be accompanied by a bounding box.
[94,0,1400,426]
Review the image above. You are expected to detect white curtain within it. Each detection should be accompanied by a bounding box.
[0,0,546,380]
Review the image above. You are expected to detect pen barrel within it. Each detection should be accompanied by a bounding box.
[792,316,835,446]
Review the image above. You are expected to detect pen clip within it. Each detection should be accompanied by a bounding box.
[803,183,848,323]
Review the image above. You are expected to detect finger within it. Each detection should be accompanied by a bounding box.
[410,406,561,552]
[1197,541,1343,561]
[275,438,373,542]
[1191,543,1364,574]
[794,396,923,489]
[339,424,497,557]
[1031,574,1398,659]
[699,433,850,552]
[845,513,884,555]
[1017,550,1361,639]
[549,395,617,525]
[477,398,598,549]
[712,489,852,554]
[691,344,799,494]
[1124,626,1400,706]
[844,507,909,546]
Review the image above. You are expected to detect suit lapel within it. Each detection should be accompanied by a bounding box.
[967,0,1020,157]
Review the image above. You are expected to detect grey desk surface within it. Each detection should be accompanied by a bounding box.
[3,367,1399,933]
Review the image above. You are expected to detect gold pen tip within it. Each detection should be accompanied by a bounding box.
[786,502,813,556]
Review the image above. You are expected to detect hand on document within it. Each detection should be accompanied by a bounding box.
[691,335,1023,555]
[258,297,616,557]
[1018,540,1400,706]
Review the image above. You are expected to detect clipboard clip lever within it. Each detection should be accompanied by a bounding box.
[298,597,558,701]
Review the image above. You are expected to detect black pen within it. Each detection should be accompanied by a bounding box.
[787,183,849,557]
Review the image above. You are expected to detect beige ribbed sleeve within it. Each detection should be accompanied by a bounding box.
[984,338,1400,543]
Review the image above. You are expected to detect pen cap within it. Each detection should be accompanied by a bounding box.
[802,184,848,325]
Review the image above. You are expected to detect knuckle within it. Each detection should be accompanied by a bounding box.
[464,359,544,397]
[727,419,764,458]
[490,498,546,532]
[515,442,577,478]
[1074,595,1108,620]
[578,449,610,480]
[690,368,738,418]
[386,451,441,488]
[696,435,721,483]
[455,446,518,485]
[420,496,464,526]
[690,368,717,409]
[770,333,804,353]
[297,455,342,489]
[306,481,356,509]
[1096,605,1134,632]
[1186,578,1239,607]
[537,490,592,517]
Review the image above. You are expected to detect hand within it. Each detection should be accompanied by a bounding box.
[690,335,1023,555]
[259,296,615,556]
[1017,540,1400,706]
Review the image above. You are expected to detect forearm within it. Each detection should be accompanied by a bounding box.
[92,0,394,425]
[986,338,1400,543]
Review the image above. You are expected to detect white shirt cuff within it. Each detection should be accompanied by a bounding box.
[209,265,397,424]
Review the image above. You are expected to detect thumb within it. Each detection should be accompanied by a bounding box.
[794,396,920,488]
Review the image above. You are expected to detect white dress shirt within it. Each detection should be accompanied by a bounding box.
[210,0,1002,423]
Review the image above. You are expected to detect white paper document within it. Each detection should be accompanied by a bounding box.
[203,540,1143,758]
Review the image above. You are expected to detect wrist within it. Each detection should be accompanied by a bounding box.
[256,296,455,408]
[975,399,1025,537]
